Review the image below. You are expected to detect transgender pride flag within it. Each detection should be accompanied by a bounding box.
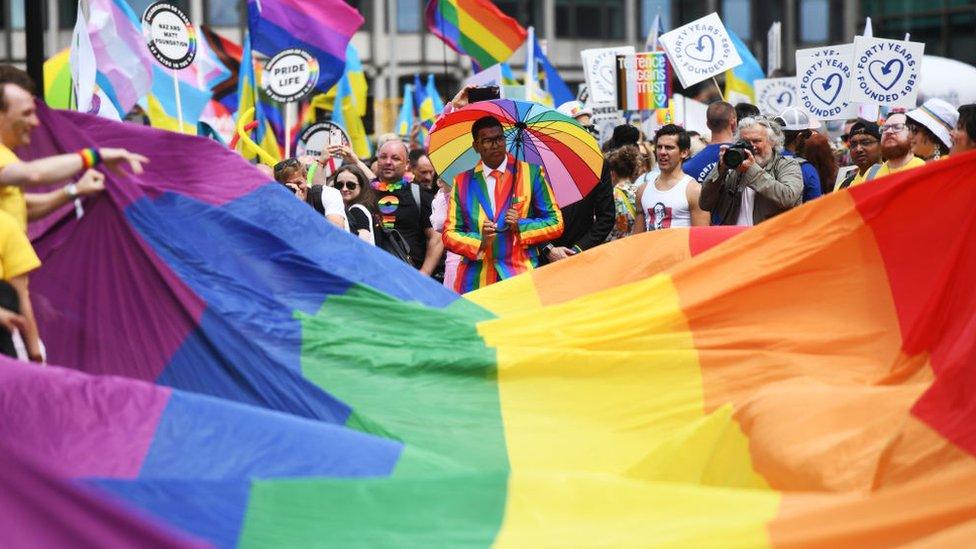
[87,0,154,115]
[247,0,364,93]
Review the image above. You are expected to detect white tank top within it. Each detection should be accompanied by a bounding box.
[641,174,693,231]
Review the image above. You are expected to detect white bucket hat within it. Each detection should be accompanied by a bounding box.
[907,98,959,149]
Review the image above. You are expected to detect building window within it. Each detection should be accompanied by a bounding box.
[123,0,190,17]
[799,0,829,43]
[722,0,751,40]
[495,0,544,34]
[555,0,624,40]
[397,0,421,33]
[346,0,371,32]
[640,0,671,39]
[205,0,241,27]
[948,11,976,64]
[675,0,709,24]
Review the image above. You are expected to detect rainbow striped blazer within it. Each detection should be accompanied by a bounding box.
[443,155,563,293]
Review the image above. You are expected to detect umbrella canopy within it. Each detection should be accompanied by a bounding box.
[427,99,603,207]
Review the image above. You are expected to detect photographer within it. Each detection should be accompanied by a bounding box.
[699,117,802,227]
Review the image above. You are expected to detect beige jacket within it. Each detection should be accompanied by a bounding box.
[699,152,803,225]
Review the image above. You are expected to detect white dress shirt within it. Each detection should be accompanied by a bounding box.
[483,159,507,215]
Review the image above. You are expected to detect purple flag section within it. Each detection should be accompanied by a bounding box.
[0,356,170,478]
[0,442,205,548]
[20,105,260,381]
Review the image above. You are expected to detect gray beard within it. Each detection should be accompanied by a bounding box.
[756,151,774,167]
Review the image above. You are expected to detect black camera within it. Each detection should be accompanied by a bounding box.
[723,139,755,169]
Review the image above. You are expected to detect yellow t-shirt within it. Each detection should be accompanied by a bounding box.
[0,144,26,232]
[0,209,39,280]
[845,170,869,189]
[871,156,927,179]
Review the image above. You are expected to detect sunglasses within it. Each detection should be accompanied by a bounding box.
[333,180,359,190]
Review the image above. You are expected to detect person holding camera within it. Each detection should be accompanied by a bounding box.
[699,117,803,227]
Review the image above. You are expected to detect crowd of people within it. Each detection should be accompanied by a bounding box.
[271,83,975,295]
[1,57,974,364]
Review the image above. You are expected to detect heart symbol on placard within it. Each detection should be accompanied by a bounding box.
[684,34,715,63]
[770,90,793,110]
[811,73,843,105]
[868,58,904,91]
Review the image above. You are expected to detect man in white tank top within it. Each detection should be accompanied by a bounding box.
[632,124,710,233]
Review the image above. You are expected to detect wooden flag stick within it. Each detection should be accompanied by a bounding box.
[712,76,726,101]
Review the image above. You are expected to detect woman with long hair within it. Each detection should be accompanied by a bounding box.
[328,165,384,246]
[799,133,838,195]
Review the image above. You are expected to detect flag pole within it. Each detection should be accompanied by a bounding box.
[284,102,294,158]
[172,68,185,132]
[711,76,726,101]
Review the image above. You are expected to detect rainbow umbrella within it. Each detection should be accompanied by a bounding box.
[43,48,72,109]
[427,99,603,207]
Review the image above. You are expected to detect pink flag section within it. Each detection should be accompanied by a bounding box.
[87,0,153,114]
[277,0,364,39]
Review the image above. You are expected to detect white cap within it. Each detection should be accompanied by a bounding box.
[776,107,821,131]
[907,98,959,149]
[557,100,593,121]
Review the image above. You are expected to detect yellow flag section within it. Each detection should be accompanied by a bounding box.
[474,156,976,546]
[483,273,778,546]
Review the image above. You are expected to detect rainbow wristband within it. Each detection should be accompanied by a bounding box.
[79,148,101,170]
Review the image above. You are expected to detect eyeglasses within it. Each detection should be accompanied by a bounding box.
[333,181,359,190]
[880,123,908,134]
[479,135,506,147]
[848,137,878,149]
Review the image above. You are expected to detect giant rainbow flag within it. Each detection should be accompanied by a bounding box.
[5,103,976,546]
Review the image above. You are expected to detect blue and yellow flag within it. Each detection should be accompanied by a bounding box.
[424,75,444,116]
[333,73,372,159]
[725,29,764,105]
[236,33,280,166]
[395,84,415,137]
[145,66,212,135]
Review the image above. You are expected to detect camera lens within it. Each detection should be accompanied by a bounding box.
[724,149,745,169]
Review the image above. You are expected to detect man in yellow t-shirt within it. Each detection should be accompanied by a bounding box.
[0,65,149,231]
[0,65,149,362]
[860,113,926,184]
[836,121,882,190]
[0,208,39,359]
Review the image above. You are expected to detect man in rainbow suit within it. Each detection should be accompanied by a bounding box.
[443,116,563,292]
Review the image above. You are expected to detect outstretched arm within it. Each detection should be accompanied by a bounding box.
[0,148,147,188]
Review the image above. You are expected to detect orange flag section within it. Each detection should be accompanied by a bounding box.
[474,151,976,546]
[467,226,745,315]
